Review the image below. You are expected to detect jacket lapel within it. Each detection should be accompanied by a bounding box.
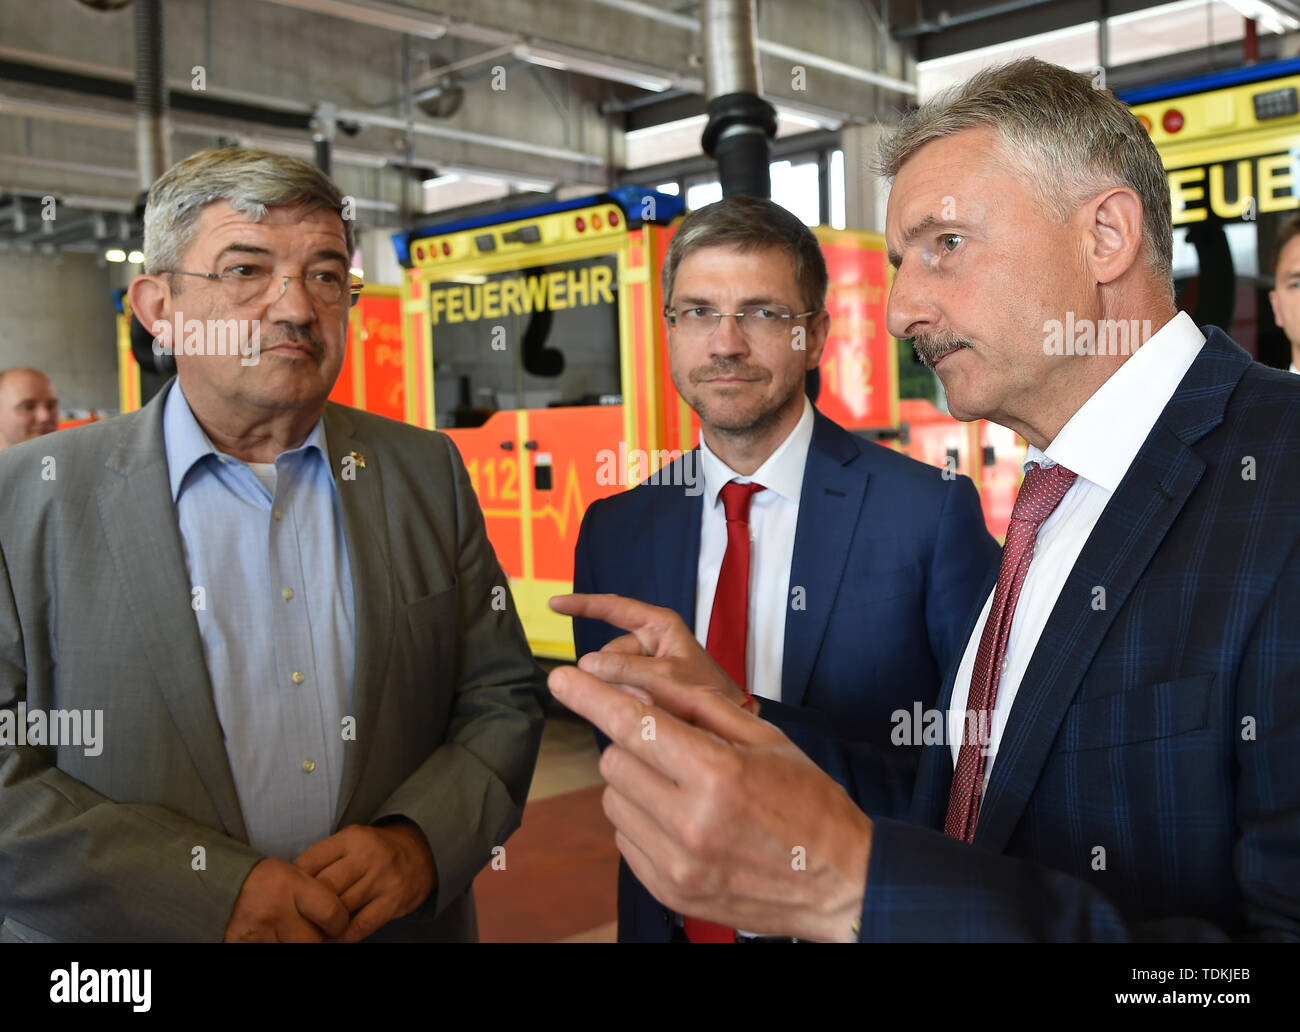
[324,404,397,828]
[96,383,248,840]
[782,411,869,707]
[970,328,1251,851]
[654,454,703,626]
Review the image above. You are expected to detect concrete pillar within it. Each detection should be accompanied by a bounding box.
[840,121,891,234]
[0,251,120,412]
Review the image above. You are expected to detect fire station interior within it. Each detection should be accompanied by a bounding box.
[3,0,1299,944]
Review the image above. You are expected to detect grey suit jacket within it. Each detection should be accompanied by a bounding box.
[0,380,546,942]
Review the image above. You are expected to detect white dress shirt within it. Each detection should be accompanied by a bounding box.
[1289,361,1299,374]
[946,311,1206,786]
[694,396,815,703]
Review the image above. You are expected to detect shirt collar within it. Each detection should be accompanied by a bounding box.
[698,395,815,507]
[1029,310,1205,492]
[162,380,331,501]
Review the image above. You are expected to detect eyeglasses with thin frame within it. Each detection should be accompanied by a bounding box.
[161,265,365,308]
[664,303,820,342]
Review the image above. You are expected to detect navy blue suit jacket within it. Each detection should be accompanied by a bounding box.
[782,328,1300,941]
[572,406,1000,941]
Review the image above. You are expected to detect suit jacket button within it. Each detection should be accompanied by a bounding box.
[660,906,671,925]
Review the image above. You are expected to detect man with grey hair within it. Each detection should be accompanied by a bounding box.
[550,58,1300,941]
[571,195,998,941]
[0,367,59,449]
[0,147,546,942]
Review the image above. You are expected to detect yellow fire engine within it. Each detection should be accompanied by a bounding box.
[394,189,922,656]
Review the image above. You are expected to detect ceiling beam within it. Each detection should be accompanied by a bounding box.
[255,0,914,102]
[586,0,915,95]
[0,58,606,168]
[258,0,452,39]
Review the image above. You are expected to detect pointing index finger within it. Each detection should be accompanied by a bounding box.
[549,593,680,656]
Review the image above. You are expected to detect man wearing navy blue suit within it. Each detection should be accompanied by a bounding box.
[550,59,1300,941]
[571,196,999,941]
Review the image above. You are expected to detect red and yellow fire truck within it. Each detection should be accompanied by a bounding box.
[393,189,1015,656]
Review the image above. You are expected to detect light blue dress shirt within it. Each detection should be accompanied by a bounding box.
[163,382,356,860]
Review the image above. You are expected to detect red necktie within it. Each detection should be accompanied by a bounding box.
[944,462,1077,844]
[685,479,764,943]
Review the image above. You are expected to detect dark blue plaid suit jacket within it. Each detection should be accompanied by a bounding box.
[776,326,1300,941]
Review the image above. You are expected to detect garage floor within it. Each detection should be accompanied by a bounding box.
[471,708,619,942]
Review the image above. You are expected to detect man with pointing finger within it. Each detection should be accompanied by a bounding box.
[550,59,1300,942]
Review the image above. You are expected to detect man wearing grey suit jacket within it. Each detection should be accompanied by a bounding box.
[0,147,545,942]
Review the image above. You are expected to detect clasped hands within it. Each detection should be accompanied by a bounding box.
[548,593,872,943]
[223,818,436,942]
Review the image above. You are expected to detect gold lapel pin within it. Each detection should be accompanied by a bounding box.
[348,450,367,469]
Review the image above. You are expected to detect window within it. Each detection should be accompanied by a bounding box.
[685,180,722,210]
[829,149,846,230]
[679,158,828,227]
[769,159,820,226]
[428,255,622,428]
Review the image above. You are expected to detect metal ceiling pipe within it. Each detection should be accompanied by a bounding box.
[585,0,915,94]
[700,0,775,199]
[134,0,171,190]
[703,0,760,97]
[311,101,338,176]
[10,216,96,246]
[892,0,1059,37]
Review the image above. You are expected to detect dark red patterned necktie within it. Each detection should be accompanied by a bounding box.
[944,462,1077,843]
[685,479,764,943]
